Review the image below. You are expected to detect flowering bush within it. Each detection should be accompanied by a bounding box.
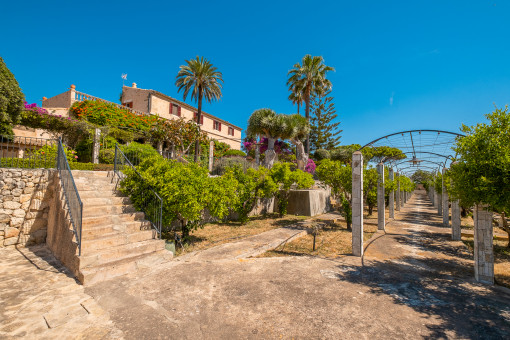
[305,159,316,174]
[29,144,78,163]
[70,100,158,131]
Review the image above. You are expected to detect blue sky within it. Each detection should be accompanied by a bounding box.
[1,0,509,145]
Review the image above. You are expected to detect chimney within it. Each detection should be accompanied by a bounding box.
[132,82,137,88]
[70,84,76,89]
[42,97,47,102]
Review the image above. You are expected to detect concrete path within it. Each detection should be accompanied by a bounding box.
[84,192,510,339]
[0,245,123,339]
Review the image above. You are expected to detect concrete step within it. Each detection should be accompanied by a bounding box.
[81,220,152,238]
[81,196,131,206]
[83,204,137,216]
[71,170,110,178]
[81,229,156,252]
[78,249,171,285]
[78,239,166,269]
[82,212,145,227]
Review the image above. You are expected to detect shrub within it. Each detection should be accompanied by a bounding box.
[0,57,24,135]
[69,163,115,171]
[212,156,255,176]
[120,142,162,165]
[223,149,246,157]
[269,162,315,216]
[227,164,279,223]
[313,149,330,161]
[29,144,78,163]
[120,156,239,240]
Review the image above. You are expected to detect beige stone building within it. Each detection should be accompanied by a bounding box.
[34,84,242,150]
[121,83,241,149]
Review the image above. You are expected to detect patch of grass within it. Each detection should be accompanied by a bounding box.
[167,214,309,256]
[462,237,510,289]
[259,219,378,258]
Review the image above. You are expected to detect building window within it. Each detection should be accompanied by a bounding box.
[170,103,181,117]
[228,127,234,136]
[213,120,221,131]
[193,112,204,125]
[123,102,133,108]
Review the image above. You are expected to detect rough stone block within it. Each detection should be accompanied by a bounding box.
[4,227,20,238]
[13,209,26,218]
[3,201,21,210]
[10,217,24,227]
[23,187,34,194]
[0,213,11,223]
[11,188,22,197]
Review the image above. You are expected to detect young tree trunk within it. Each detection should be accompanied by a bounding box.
[295,140,308,171]
[264,137,277,169]
[254,140,260,166]
[194,89,203,163]
[501,211,510,248]
[368,205,373,216]
[304,88,311,155]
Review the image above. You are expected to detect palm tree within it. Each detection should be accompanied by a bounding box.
[284,114,310,170]
[176,56,223,162]
[287,55,334,155]
[288,86,304,114]
[247,108,287,169]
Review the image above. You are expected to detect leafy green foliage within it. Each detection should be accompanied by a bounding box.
[212,156,255,176]
[449,107,510,224]
[269,162,315,216]
[313,149,330,161]
[364,167,378,215]
[227,165,279,223]
[310,89,342,150]
[0,57,24,136]
[223,149,246,157]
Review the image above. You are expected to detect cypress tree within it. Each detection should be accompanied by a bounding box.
[310,89,342,151]
[0,57,24,136]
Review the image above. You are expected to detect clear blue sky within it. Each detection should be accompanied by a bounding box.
[1,0,509,145]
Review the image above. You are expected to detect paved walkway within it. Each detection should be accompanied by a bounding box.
[2,192,510,339]
[0,245,123,339]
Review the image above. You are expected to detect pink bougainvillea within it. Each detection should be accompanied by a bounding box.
[305,159,316,174]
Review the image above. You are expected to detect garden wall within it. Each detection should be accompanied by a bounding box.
[0,168,56,247]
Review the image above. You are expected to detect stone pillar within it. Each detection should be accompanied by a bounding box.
[451,200,461,240]
[255,143,260,166]
[430,188,434,205]
[388,168,394,219]
[208,140,214,172]
[170,144,175,159]
[157,141,163,155]
[377,162,385,231]
[442,168,449,227]
[437,190,442,215]
[92,128,100,164]
[401,190,404,208]
[474,204,494,284]
[352,151,364,257]
[395,173,401,211]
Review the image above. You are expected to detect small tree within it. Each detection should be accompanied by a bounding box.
[269,162,315,216]
[449,106,510,246]
[316,159,353,228]
[310,88,342,151]
[0,57,24,135]
[364,167,378,216]
[284,113,310,171]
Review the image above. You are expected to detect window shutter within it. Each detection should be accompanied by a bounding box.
[169,103,173,115]
[219,122,222,131]
[201,115,204,125]
[177,106,181,117]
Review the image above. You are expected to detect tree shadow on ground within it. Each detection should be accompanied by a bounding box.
[330,257,510,339]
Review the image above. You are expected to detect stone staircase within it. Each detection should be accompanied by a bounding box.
[71,171,169,285]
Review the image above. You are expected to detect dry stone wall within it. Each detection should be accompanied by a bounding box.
[0,168,56,247]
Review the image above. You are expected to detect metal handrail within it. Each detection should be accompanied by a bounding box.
[113,144,163,238]
[56,138,83,256]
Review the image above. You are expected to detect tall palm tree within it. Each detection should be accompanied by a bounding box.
[288,86,304,114]
[247,108,287,169]
[176,56,223,162]
[287,55,334,155]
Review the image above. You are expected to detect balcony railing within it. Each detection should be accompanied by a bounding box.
[74,91,149,116]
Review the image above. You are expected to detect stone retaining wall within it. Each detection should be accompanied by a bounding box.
[0,168,56,247]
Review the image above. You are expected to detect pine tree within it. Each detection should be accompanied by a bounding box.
[0,57,24,136]
[309,89,342,151]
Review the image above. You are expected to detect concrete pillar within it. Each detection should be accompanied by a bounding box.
[208,140,214,172]
[451,200,461,240]
[442,168,449,227]
[437,190,442,215]
[430,188,434,205]
[92,128,100,164]
[474,204,494,284]
[170,144,175,158]
[388,168,394,219]
[377,162,385,231]
[157,141,163,155]
[352,151,364,257]
[396,173,401,211]
[401,190,404,208]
